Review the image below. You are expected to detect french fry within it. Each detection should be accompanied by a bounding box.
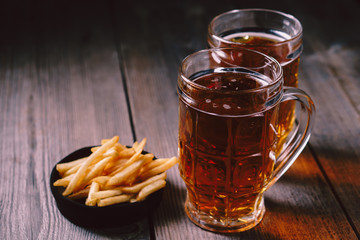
[109,149,142,177]
[62,164,81,177]
[123,154,154,185]
[101,139,111,145]
[120,172,166,193]
[91,146,100,153]
[118,147,136,158]
[140,157,178,180]
[122,148,150,169]
[97,194,133,207]
[103,147,119,159]
[104,158,127,174]
[134,138,146,153]
[62,136,119,196]
[140,158,169,174]
[107,156,146,186]
[132,141,139,149]
[68,188,90,200]
[133,179,166,202]
[102,139,126,148]
[56,157,87,175]
[85,181,100,206]
[53,173,74,187]
[91,189,123,200]
[115,142,126,151]
[92,142,124,155]
[91,144,124,166]
[81,156,113,187]
[90,176,111,186]
[141,153,155,161]
[54,136,178,207]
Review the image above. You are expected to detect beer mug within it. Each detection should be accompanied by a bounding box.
[177,48,315,232]
[208,9,303,153]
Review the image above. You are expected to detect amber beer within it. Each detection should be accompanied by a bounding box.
[221,31,298,150]
[178,48,315,233]
[179,71,278,223]
[208,9,303,151]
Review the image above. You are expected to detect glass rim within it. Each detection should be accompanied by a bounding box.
[180,47,283,94]
[208,8,303,47]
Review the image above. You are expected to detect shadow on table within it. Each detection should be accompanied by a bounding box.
[272,143,360,205]
[152,179,188,221]
[153,179,291,240]
[87,218,151,239]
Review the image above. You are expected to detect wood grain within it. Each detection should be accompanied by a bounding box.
[0,1,148,239]
[300,48,360,233]
[0,0,359,239]
[111,0,359,239]
[293,0,360,234]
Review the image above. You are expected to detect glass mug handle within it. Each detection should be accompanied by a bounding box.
[266,86,316,190]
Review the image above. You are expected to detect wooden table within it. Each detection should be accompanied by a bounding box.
[1,0,359,239]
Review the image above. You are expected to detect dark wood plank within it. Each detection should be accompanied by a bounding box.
[299,51,360,234]
[215,0,360,236]
[228,0,360,235]
[111,0,359,239]
[1,0,359,239]
[290,0,360,235]
[0,1,150,239]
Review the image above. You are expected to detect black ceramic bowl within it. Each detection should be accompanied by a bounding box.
[50,146,164,228]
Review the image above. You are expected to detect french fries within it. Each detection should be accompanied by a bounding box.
[85,182,100,206]
[62,136,119,196]
[98,194,133,207]
[120,172,166,193]
[133,179,166,202]
[54,136,178,207]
